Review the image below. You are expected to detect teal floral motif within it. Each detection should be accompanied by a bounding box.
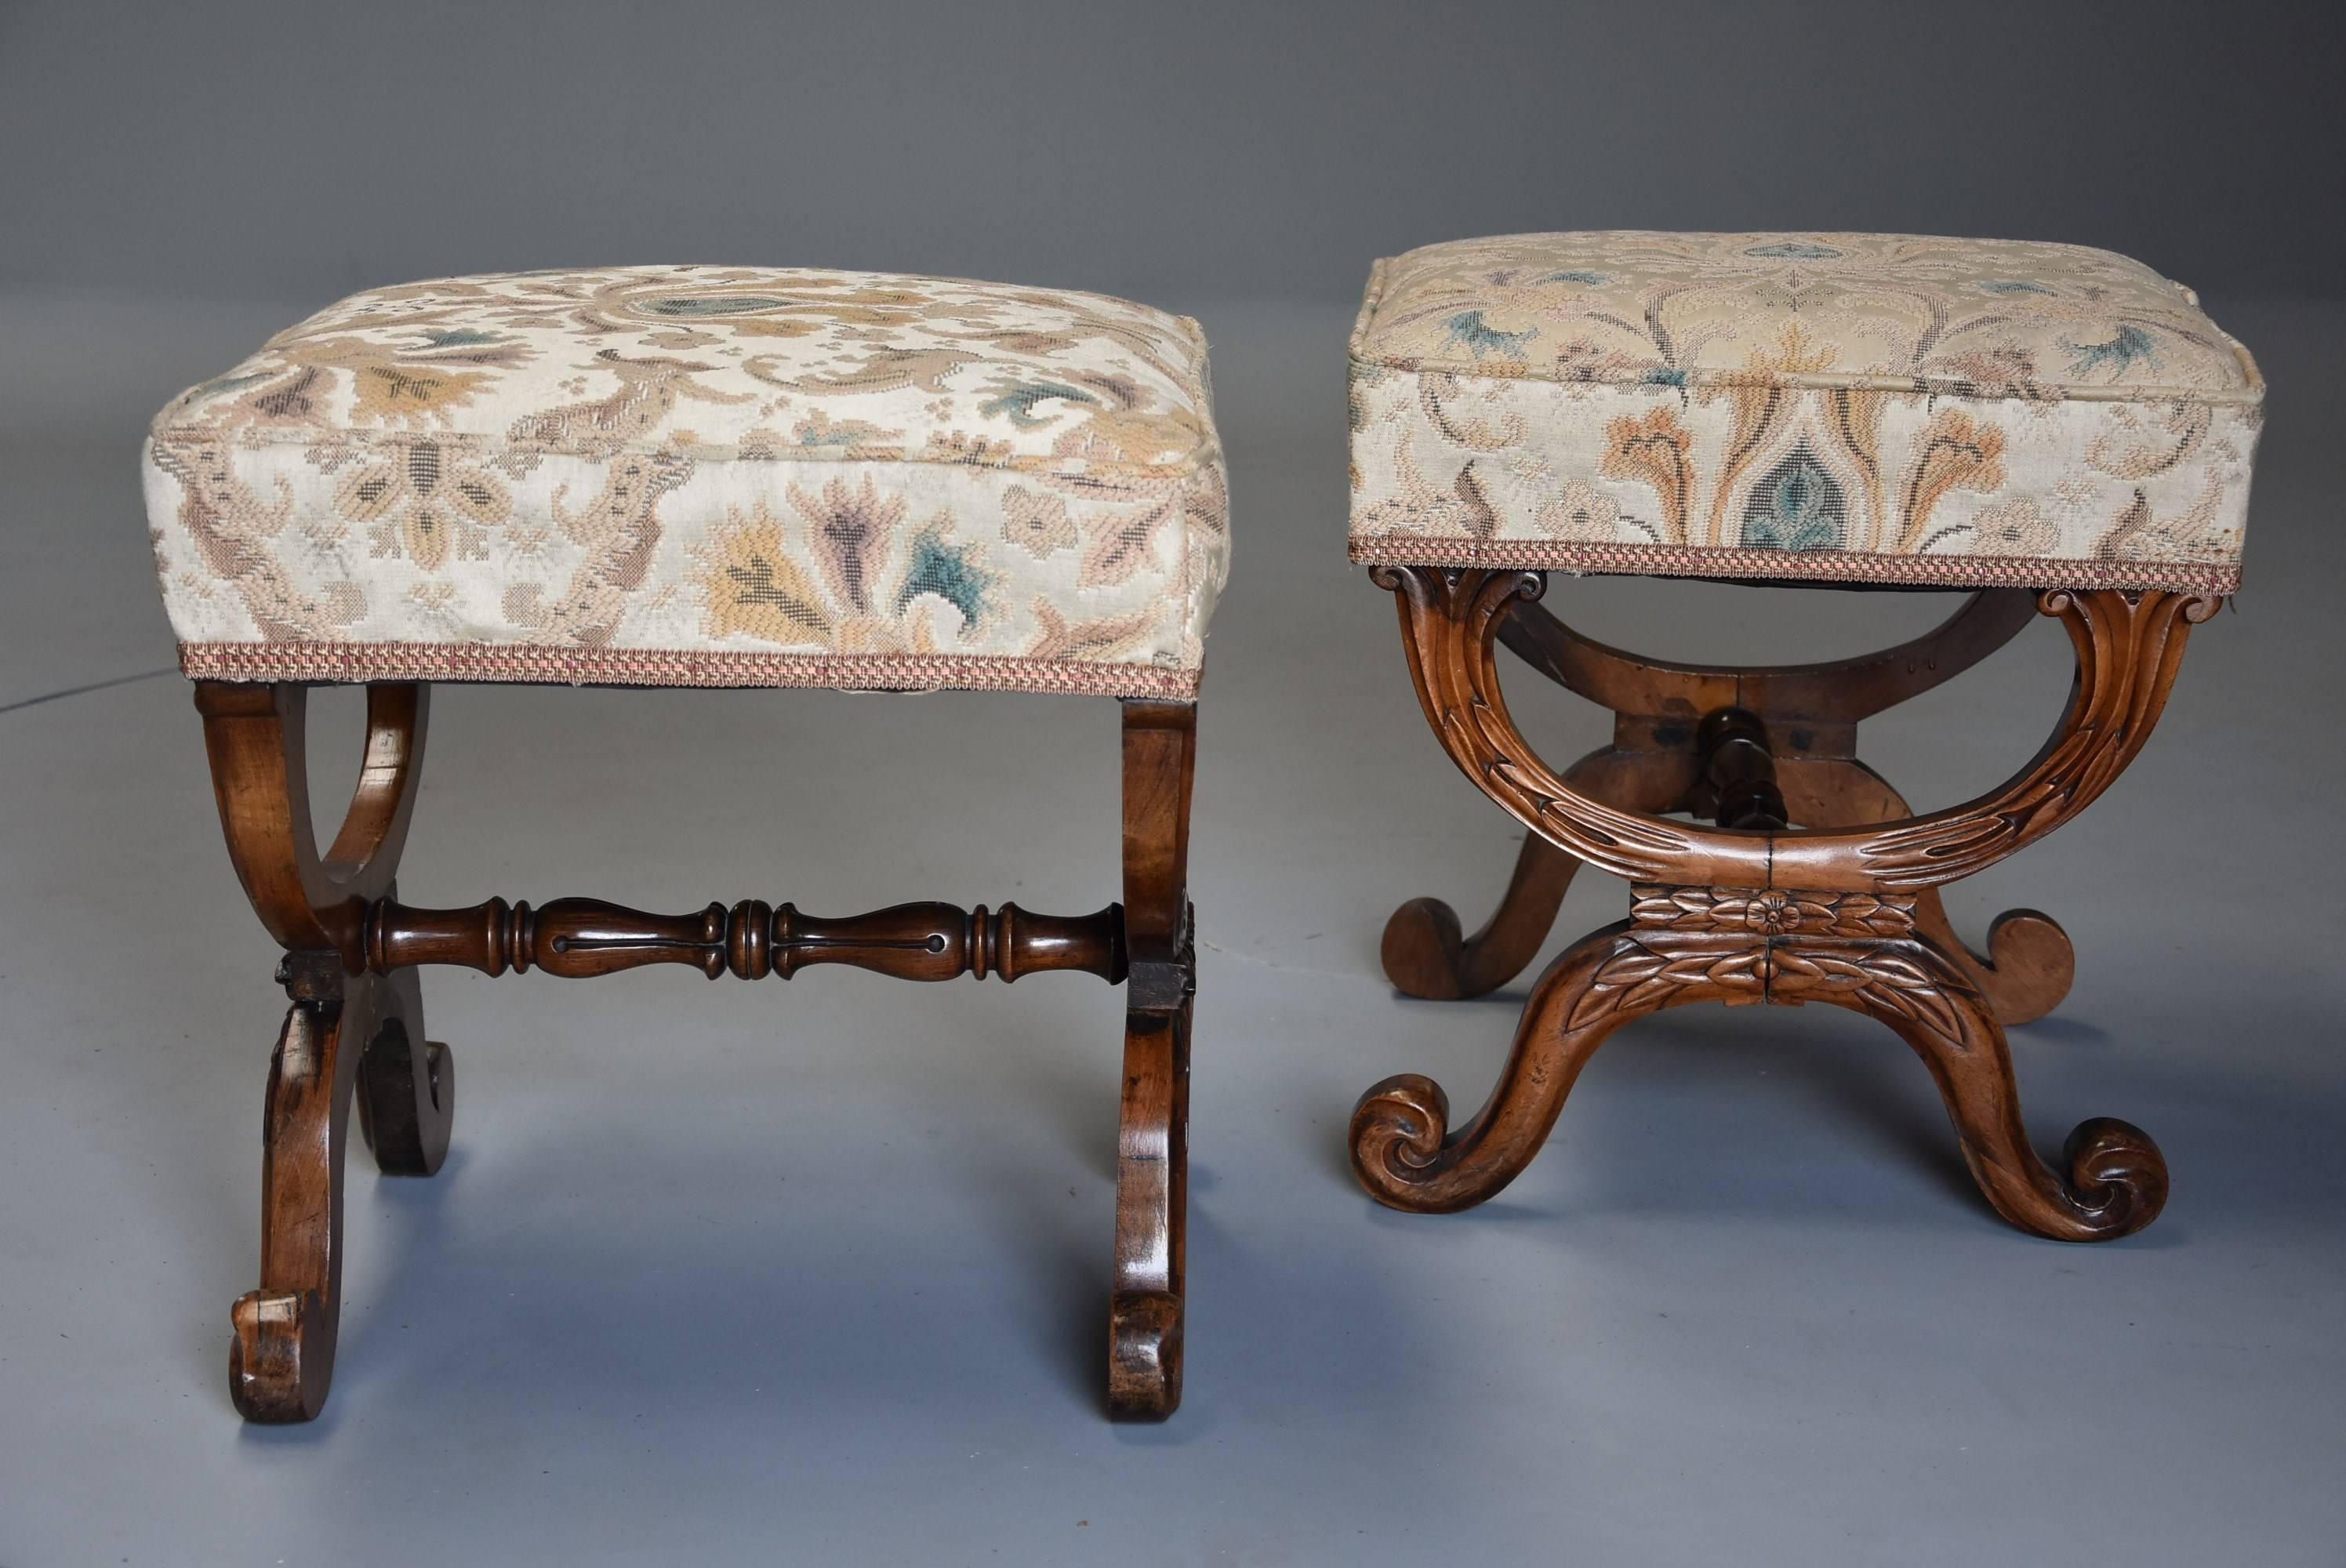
[416,328,506,347]
[1739,448,1847,551]
[979,380,1097,427]
[1349,233,2260,593]
[182,369,274,405]
[2064,324,2161,379]
[895,523,997,629]
[1442,310,1535,360]
[645,295,794,316]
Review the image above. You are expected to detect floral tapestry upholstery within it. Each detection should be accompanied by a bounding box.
[144,267,1229,696]
[1349,233,2261,592]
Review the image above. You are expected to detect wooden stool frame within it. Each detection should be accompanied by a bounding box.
[1352,568,2213,1240]
[195,681,1196,1423]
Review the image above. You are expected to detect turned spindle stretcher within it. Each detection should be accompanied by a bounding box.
[198,681,1197,1422]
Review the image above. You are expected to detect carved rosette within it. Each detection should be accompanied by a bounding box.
[1629,884,1917,937]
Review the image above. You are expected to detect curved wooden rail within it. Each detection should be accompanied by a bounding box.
[1497,586,2041,724]
[1376,567,2217,894]
[197,682,427,958]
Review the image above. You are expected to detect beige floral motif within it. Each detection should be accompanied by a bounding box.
[693,503,833,643]
[1350,234,2260,591]
[1968,499,2060,557]
[2086,401,2212,480]
[1534,478,1621,541]
[1078,499,1175,589]
[1022,600,1158,664]
[510,449,696,645]
[1894,408,2007,551]
[2094,481,2236,564]
[1600,405,1694,543]
[329,441,513,570]
[146,265,1226,694]
[146,437,344,640]
[1001,485,1078,558]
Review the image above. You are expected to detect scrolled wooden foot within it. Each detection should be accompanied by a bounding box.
[1108,1289,1184,1421]
[1381,749,1691,1000]
[1382,837,1574,1001]
[1348,1070,1451,1181]
[1775,756,2078,1025]
[354,964,455,1177]
[230,1288,336,1424]
[1107,1000,1189,1421]
[1782,933,2166,1240]
[1353,920,1752,1213]
[1963,909,2075,1027]
[231,990,372,1422]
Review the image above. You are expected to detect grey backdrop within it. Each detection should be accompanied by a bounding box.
[4,0,2342,306]
[5,5,2344,1566]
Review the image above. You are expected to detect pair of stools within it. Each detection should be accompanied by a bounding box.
[144,233,2261,1422]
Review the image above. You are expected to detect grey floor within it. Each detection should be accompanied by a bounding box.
[2,292,2341,1566]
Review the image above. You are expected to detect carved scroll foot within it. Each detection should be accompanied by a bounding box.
[1956,908,2075,1028]
[354,964,454,1177]
[231,964,448,1423]
[1108,996,1189,1421]
[231,991,365,1423]
[1353,920,1748,1213]
[1775,756,2077,1025]
[1382,749,1692,1000]
[230,1286,337,1425]
[1379,830,1576,1001]
[1785,933,2166,1241]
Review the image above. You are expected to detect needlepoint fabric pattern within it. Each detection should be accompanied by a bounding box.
[1347,232,2262,592]
[144,266,1229,696]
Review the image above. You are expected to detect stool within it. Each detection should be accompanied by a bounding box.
[1343,233,2259,1237]
[144,266,1229,1421]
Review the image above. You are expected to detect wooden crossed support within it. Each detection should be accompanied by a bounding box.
[195,681,1197,1425]
[1355,568,2213,1242]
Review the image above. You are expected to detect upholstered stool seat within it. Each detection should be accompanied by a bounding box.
[1349,231,2259,593]
[147,266,1228,695]
[151,267,1216,1428]
[1345,233,2258,1249]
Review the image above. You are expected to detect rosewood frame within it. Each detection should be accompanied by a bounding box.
[1353,568,2213,1240]
[194,680,1197,1423]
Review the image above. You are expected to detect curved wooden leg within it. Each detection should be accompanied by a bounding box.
[231,983,371,1422]
[354,962,455,1177]
[1778,932,2166,1240]
[1353,920,1760,1213]
[1109,993,1189,1419]
[200,682,451,1421]
[1382,748,1694,1000]
[1109,700,1196,1420]
[1776,756,2075,1025]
